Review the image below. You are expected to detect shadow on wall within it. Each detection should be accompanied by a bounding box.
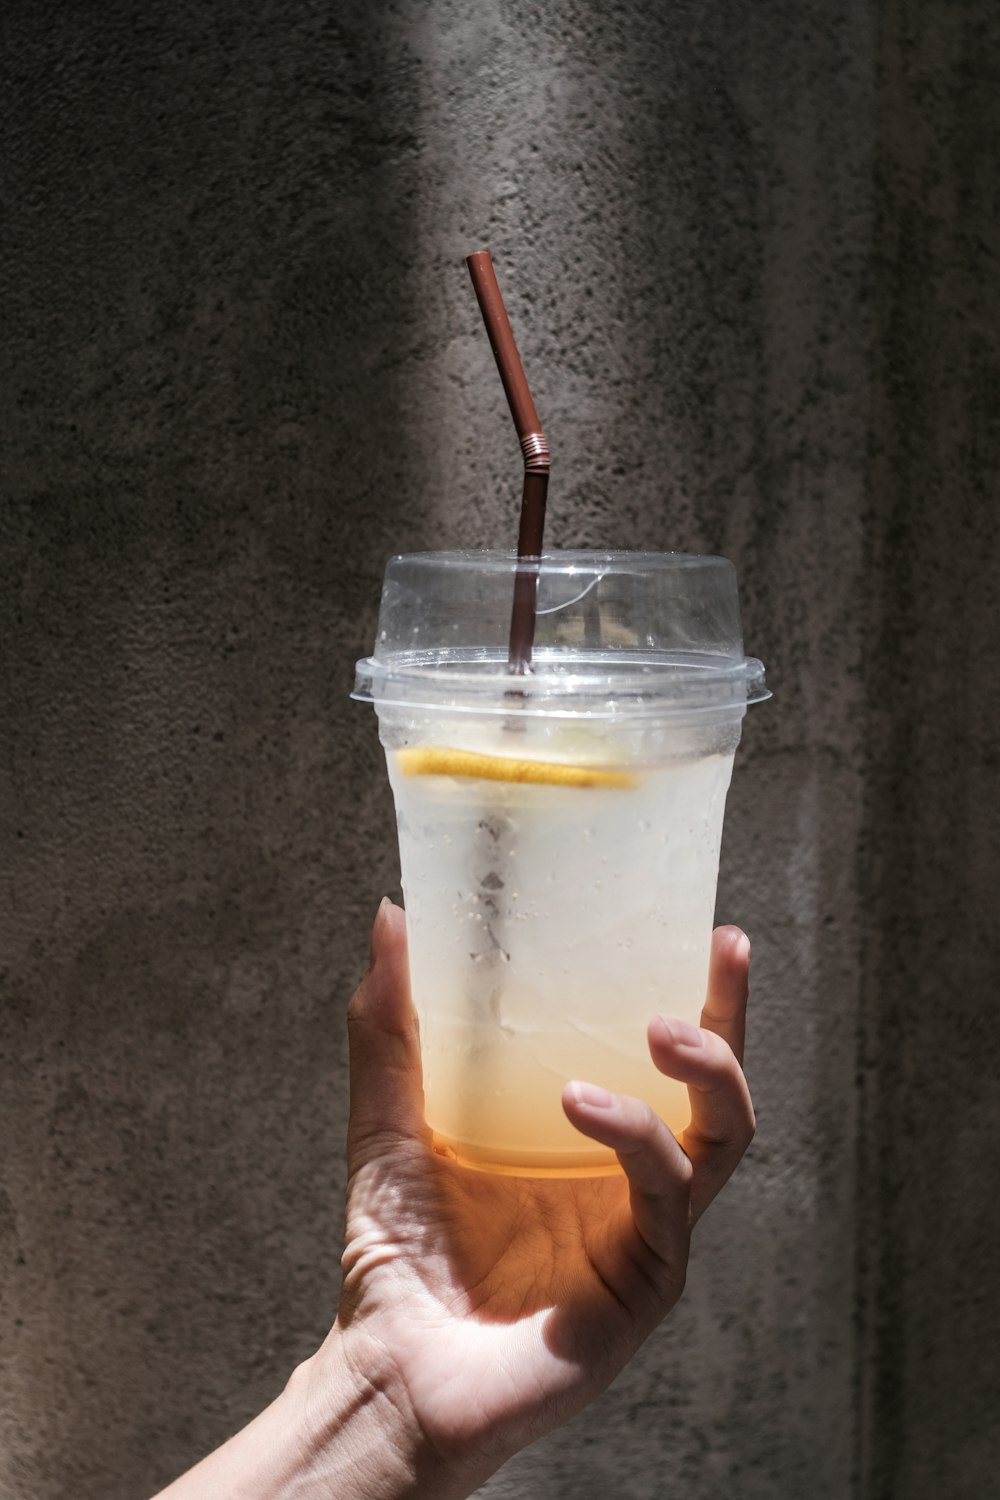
[2,4,425,1497]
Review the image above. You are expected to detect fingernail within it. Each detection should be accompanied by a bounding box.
[658,1016,704,1049]
[370,897,392,962]
[568,1080,615,1110]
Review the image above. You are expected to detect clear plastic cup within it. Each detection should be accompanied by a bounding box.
[353,550,768,1177]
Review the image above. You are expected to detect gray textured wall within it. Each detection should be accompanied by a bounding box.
[1,2,998,1498]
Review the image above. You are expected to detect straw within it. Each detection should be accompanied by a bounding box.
[466,250,550,674]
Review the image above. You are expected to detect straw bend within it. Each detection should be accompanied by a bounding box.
[466,247,550,670]
[520,431,550,474]
[466,249,551,479]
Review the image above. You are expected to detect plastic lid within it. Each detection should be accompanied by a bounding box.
[353,550,769,719]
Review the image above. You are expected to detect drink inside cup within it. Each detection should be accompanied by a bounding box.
[353,550,768,1176]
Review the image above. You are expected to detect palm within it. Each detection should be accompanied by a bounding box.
[340,1138,679,1459]
[338,905,753,1473]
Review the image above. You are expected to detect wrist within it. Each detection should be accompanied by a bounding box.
[152,1324,474,1500]
[292,1324,475,1500]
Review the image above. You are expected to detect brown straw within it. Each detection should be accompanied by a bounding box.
[466,250,550,674]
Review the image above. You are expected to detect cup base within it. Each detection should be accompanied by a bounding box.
[431,1131,624,1179]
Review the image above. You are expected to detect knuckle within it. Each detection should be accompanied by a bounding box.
[636,1101,662,1142]
[346,977,372,1027]
[629,1100,673,1160]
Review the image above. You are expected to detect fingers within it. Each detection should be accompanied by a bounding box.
[562,1082,693,1279]
[647,1014,755,1224]
[346,900,428,1159]
[559,923,755,1267]
[700,925,751,1065]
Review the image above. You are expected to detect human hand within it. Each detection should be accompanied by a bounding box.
[304,900,755,1498]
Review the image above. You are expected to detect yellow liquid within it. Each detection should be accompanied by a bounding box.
[385,728,735,1176]
[425,1022,692,1175]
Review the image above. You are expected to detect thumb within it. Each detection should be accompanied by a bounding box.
[346,900,428,1159]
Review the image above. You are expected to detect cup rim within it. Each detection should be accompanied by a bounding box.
[353,647,770,718]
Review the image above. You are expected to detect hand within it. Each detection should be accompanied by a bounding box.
[307,901,755,1497]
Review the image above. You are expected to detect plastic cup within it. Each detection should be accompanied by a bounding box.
[353,550,768,1177]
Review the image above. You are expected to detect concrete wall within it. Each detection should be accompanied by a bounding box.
[1,2,997,1497]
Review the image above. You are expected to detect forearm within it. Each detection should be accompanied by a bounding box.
[151,1327,463,1500]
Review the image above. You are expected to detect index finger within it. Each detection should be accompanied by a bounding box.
[700,926,750,1065]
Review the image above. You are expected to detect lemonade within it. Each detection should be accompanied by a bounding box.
[382,719,737,1174]
[353,549,768,1177]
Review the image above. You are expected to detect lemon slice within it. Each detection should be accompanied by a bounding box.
[398,746,638,789]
